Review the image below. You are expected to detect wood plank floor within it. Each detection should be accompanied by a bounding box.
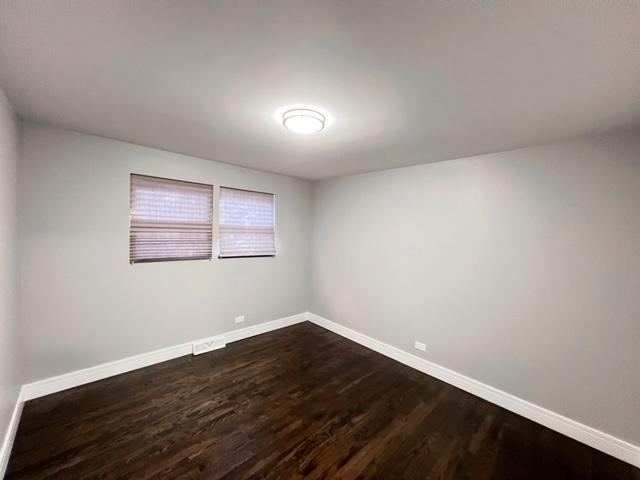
[7,322,639,479]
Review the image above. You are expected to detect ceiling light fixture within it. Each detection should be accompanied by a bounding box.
[282,108,326,134]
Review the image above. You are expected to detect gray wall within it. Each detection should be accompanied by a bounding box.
[310,132,640,445]
[0,89,19,452]
[15,121,640,447]
[18,123,313,383]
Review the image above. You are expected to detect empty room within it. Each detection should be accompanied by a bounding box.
[0,1,639,479]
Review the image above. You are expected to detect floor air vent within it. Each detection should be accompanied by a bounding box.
[193,335,226,355]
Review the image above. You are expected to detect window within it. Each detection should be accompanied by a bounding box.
[129,174,213,263]
[218,187,276,258]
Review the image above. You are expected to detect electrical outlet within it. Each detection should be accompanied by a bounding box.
[235,315,245,324]
[414,341,426,352]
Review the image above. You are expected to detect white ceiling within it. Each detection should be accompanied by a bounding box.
[1,1,639,179]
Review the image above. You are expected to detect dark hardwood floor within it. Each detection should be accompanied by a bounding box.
[7,322,639,479]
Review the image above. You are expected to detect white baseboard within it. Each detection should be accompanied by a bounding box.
[0,391,23,479]
[224,313,306,344]
[21,312,307,402]
[306,312,640,469]
[20,343,192,402]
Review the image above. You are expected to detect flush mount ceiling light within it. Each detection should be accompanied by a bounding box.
[282,108,326,134]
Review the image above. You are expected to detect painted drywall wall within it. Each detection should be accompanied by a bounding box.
[18,123,313,383]
[310,131,640,445]
[0,88,19,453]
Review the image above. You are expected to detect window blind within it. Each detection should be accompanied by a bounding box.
[219,187,276,258]
[130,174,213,263]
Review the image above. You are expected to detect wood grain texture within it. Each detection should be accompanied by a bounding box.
[7,322,640,479]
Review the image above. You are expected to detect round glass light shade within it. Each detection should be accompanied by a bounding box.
[282,108,326,134]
